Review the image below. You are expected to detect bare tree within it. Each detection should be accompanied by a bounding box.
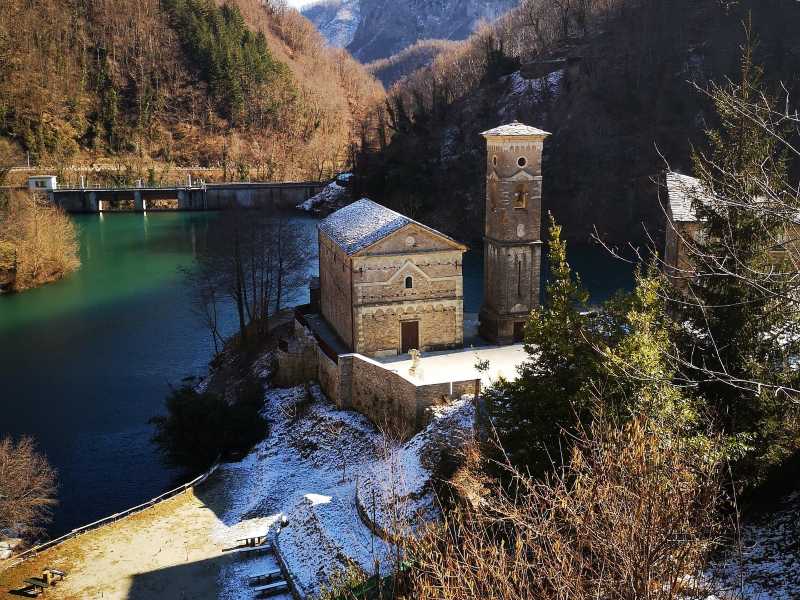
[403,414,725,600]
[187,208,313,349]
[0,436,57,543]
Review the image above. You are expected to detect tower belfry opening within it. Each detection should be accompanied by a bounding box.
[478,121,551,345]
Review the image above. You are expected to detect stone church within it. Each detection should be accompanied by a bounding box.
[316,120,549,356]
[318,198,468,357]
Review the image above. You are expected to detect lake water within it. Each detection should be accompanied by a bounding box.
[0,211,633,537]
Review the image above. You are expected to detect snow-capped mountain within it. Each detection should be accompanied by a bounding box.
[301,0,361,49]
[303,0,517,63]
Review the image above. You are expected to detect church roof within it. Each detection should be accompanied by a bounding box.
[481,121,551,137]
[665,172,713,222]
[319,198,464,255]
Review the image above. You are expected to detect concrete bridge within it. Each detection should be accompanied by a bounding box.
[48,181,326,213]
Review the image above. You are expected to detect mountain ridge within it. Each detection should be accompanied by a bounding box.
[350,0,800,246]
[303,0,517,63]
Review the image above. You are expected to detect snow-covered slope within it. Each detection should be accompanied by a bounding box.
[357,399,475,538]
[708,492,800,600]
[304,0,518,62]
[216,380,475,598]
[301,0,360,48]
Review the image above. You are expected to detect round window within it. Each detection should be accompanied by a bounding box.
[517,156,527,168]
[405,236,416,247]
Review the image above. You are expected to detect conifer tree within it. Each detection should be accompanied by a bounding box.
[601,269,704,445]
[677,38,800,484]
[487,214,598,474]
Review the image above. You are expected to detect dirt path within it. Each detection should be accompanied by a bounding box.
[0,483,239,599]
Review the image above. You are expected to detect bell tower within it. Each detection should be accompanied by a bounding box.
[479,122,550,344]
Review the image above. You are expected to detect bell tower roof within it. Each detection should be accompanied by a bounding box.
[481,121,551,138]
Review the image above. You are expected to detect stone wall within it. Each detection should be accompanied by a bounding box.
[279,318,478,434]
[357,300,462,356]
[274,321,318,387]
[318,349,342,406]
[319,232,354,350]
[334,353,479,435]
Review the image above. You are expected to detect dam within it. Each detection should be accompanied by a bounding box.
[47,180,327,213]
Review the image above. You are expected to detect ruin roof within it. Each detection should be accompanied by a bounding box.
[665,172,713,222]
[481,121,551,137]
[319,198,464,255]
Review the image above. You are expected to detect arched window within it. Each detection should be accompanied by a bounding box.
[405,276,413,289]
[514,184,529,209]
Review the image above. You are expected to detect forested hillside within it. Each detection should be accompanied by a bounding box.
[353,0,800,245]
[0,0,383,182]
[366,39,459,87]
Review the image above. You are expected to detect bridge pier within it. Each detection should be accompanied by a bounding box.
[177,190,189,210]
[134,191,145,212]
[86,192,99,212]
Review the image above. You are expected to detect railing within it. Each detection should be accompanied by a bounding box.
[4,459,221,570]
[53,183,206,192]
[52,180,327,193]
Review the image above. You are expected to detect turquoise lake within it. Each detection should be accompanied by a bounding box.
[0,211,633,537]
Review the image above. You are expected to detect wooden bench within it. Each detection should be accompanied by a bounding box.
[43,569,66,584]
[254,580,289,598]
[248,569,282,586]
[232,544,273,557]
[236,535,268,548]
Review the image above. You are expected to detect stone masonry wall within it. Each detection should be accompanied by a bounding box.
[357,301,462,356]
[351,237,464,355]
[481,136,546,343]
[328,353,478,435]
[319,232,354,349]
[317,349,341,406]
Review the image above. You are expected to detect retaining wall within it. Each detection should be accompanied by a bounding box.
[277,318,479,435]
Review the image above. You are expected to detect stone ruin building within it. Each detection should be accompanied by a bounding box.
[663,171,800,291]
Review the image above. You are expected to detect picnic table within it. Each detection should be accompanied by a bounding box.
[16,568,66,596]
[22,577,49,596]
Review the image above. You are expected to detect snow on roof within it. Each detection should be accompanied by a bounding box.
[481,121,551,137]
[319,198,463,255]
[666,171,713,222]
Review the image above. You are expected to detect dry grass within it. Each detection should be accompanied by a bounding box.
[402,415,725,600]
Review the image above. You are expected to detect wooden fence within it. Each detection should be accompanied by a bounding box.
[4,459,221,570]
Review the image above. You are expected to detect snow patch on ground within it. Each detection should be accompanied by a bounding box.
[357,399,476,538]
[376,344,527,386]
[214,385,393,598]
[297,180,349,214]
[708,492,800,600]
[507,69,563,100]
[497,69,563,121]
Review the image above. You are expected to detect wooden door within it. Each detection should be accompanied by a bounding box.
[401,321,419,354]
[513,321,525,342]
